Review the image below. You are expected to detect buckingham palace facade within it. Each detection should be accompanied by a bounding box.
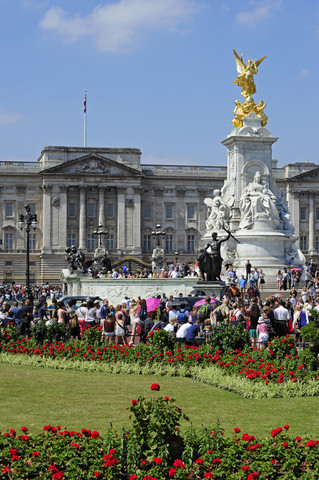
[0,145,318,283]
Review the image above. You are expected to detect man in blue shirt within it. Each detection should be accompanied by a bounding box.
[186,320,201,346]
[10,301,22,325]
[239,275,247,298]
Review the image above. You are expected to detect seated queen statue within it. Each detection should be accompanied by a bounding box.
[239,171,280,230]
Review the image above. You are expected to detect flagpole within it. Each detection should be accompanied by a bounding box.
[84,89,87,147]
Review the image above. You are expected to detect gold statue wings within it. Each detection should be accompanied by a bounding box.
[233,49,266,75]
[233,49,266,101]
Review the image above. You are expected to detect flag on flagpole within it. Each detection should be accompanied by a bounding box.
[84,90,87,113]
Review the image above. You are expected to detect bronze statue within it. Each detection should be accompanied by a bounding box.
[198,230,231,282]
[90,253,112,277]
[65,246,86,273]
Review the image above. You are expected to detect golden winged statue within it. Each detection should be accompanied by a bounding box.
[233,49,266,102]
[232,49,268,128]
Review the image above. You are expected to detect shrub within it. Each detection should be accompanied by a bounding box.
[207,324,249,351]
[32,320,67,345]
[148,329,176,352]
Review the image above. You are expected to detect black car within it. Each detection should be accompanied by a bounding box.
[60,296,103,308]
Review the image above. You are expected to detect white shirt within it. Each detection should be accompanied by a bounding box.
[164,323,175,332]
[274,305,290,321]
[176,322,192,338]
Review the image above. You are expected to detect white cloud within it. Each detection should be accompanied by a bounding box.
[236,0,281,27]
[39,0,203,52]
[298,69,310,78]
[0,110,23,125]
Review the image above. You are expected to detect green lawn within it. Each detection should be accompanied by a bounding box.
[1,364,319,438]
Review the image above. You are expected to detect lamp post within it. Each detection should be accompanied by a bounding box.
[92,223,108,249]
[151,223,166,247]
[18,204,38,300]
[174,250,179,265]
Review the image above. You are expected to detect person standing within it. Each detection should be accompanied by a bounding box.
[246,260,251,281]
[185,319,201,346]
[274,301,290,336]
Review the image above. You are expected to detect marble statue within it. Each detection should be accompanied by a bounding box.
[276,190,295,233]
[239,171,280,230]
[204,189,231,231]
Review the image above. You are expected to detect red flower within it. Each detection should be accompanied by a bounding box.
[234,428,241,433]
[70,443,79,449]
[109,449,117,455]
[282,442,289,448]
[105,458,119,467]
[173,459,185,469]
[296,436,302,442]
[53,473,64,480]
[306,440,316,447]
[213,458,221,464]
[164,396,170,401]
[21,426,28,432]
[204,474,213,479]
[208,450,213,454]
[150,383,160,391]
[153,457,164,465]
[284,424,290,430]
[271,428,283,437]
[94,473,101,478]
[32,451,40,457]
[132,400,138,405]
[168,468,176,477]
[292,377,297,382]
[2,467,11,474]
[242,465,250,471]
[130,476,138,480]
[196,458,204,464]
[9,429,16,437]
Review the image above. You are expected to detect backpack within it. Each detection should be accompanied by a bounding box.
[230,309,239,322]
[198,304,209,321]
[139,308,147,321]
[214,306,224,324]
[177,311,188,324]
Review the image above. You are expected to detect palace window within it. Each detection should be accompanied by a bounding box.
[67,233,76,247]
[68,202,76,218]
[106,234,114,250]
[300,207,307,221]
[87,234,95,250]
[29,203,36,215]
[300,236,307,250]
[187,205,195,221]
[29,233,36,250]
[106,203,114,218]
[143,204,151,219]
[87,203,96,218]
[166,204,173,219]
[5,233,13,250]
[187,235,195,252]
[166,234,173,252]
[143,234,151,251]
[5,202,13,217]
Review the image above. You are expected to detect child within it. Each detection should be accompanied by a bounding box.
[257,316,268,350]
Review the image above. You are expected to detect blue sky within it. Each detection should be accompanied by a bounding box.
[0,0,318,166]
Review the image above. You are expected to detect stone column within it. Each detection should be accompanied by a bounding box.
[133,186,142,254]
[117,187,126,251]
[291,190,300,238]
[309,192,315,254]
[59,185,68,252]
[98,186,105,226]
[15,185,27,250]
[176,187,186,250]
[79,186,86,250]
[42,184,52,253]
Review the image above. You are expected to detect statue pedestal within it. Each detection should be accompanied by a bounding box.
[193,281,228,300]
[222,230,304,278]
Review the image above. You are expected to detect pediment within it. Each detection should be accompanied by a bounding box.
[40,153,142,177]
[290,166,319,181]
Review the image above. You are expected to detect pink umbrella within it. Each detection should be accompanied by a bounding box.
[146,297,161,312]
[272,293,282,298]
[194,298,217,307]
[290,268,301,271]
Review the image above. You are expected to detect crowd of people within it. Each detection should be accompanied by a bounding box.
[1,273,318,350]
